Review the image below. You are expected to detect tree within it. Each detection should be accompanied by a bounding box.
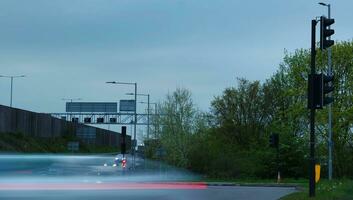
[158,88,207,168]
[211,78,266,147]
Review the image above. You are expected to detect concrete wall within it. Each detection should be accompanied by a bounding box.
[0,104,130,148]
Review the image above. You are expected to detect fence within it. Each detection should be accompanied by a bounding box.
[0,104,130,148]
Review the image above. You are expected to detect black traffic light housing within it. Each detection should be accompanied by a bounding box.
[97,117,104,123]
[308,73,334,109]
[308,74,322,109]
[84,117,91,123]
[269,133,279,149]
[320,16,335,50]
[121,126,127,155]
[322,73,334,106]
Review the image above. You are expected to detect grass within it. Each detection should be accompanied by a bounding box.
[202,177,353,200]
[200,177,307,188]
[280,179,353,200]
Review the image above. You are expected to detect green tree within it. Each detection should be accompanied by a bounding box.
[158,88,207,168]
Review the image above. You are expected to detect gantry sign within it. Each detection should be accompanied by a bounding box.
[49,101,159,125]
[50,112,153,125]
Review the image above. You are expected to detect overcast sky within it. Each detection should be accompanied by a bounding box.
[0,0,352,114]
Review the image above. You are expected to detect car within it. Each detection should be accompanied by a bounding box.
[114,154,127,168]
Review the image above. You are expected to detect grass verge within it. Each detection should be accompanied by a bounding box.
[203,177,306,185]
[280,179,353,200]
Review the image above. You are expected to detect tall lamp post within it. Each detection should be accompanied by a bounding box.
[61,98,82,103]
[140,101,157,139]
[127,93,150,139]
[319,2,333,181]
[0,75,25,107]
[107,81,137,169]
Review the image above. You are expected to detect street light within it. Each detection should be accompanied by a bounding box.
[140,101,158,139]
[127,93,150,139]
[319,1,333,181]
[106,81,137,169]
[140,101,157,112]
[61,98,82,103]
[0,75,25,107]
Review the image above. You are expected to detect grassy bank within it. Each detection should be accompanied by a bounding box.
[203,177,353,200]
[202,177,307,187]
[0,132,118,153]
[281,180,353,200]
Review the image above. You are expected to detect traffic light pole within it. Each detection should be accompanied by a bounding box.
[327,4,333,181]
[134,83,137,170]
[309,19,317,198]
[276,143,280,183]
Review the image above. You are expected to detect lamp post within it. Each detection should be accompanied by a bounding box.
[107,81,137,169]
[0,75,25,107]
[127,93,150,139]
[61,98,82,103]
[319,2,333,181]
[140,101,157,139]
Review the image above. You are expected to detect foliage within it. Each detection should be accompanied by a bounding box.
[281,180,353,200]
[156,88,208,168]
[148,41,353,180]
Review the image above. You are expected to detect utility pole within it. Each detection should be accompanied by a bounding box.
[309,19,317,198]
[327,3,333,182]
[319,2,333,180]
[319,2,335,180]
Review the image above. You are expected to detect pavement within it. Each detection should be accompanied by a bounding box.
[0,154,297,200]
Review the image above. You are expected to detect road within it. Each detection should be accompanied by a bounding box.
[0,154,296,200]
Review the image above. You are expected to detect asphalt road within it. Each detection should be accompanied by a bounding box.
[0,186,296,200]
[0,154,296,200]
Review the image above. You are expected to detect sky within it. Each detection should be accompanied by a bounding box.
[0,0,352,115]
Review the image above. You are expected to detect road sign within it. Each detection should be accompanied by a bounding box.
[66,102,117,113]
[119,100,136,112]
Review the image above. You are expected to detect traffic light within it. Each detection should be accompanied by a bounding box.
[321,73,334,106]
[320,16,335,50]
[122,159,127,168]
[269,133,279,148]
[97,117,104,123]
[308,73,334,109]
[121,126,127,155]
[84,117,91,123]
